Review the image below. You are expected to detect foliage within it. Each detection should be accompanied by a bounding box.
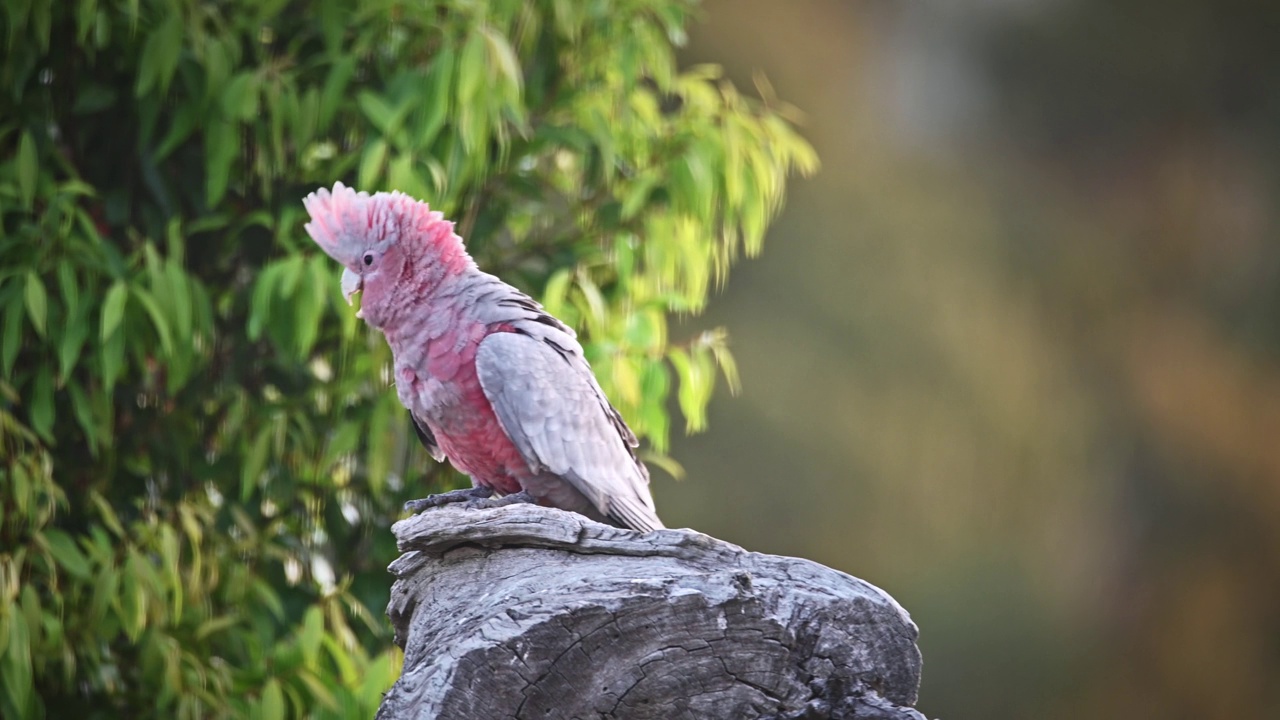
[0,0,814,717]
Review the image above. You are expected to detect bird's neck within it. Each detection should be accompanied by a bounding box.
[381,258,481,360]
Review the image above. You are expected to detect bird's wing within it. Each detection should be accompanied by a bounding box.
[410,413,445,462]
[475,330,663,532]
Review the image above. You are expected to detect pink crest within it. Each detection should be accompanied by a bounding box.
[302,182,459,264]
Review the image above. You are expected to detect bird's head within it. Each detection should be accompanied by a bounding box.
[302,182,468,329]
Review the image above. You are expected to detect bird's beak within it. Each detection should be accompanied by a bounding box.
[340,267,363,316]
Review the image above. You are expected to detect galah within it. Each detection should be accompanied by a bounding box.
[302,183,664,532]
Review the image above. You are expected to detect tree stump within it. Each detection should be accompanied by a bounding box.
[376,504,928,720]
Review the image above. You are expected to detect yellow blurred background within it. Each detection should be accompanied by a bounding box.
[661,1,1280,717]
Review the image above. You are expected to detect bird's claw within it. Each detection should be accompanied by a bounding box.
[478,490,538,509]
[403,488,541,515]
[404,486,494,514]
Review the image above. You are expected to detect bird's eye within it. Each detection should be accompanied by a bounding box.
[363,253,374,266]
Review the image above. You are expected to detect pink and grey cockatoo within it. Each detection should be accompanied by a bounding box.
[302,183,664,532]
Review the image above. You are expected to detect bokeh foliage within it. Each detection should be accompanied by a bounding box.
[672,1,1280,718]
[0,0,814,717]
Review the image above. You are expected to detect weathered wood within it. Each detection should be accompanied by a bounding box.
[377,504,928,720]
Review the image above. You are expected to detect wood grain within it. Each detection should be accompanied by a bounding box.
[377,504,927,720]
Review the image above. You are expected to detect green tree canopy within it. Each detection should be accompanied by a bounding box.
[0,0,814,717]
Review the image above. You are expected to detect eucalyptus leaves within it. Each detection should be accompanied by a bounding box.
[0,1,813,717]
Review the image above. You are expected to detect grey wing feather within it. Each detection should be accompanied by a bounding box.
[475,330,663,532]
[469,274,648,476]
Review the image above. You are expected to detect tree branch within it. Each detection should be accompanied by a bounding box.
[376,504,929,719]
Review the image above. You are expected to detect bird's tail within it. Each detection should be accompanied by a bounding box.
[607,494,665,533]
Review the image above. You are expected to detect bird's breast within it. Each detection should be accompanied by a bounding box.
[397,340,526,494]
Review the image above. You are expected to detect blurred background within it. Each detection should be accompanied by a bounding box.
[664,1,1280,718]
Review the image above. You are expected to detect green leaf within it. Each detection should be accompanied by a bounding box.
[680,147,714,221]
[73,83,116,114]
[252,579,285,621]
[155,102,200,160]
[574,273,607,332]
[642,451,684,480]
[357,138,388,189]
[365,393,395,493]
[668,348,707,433]
[143,242,168,301]
[131,287,174,356]
[708,331,742,395]
[159,524,182,620]
[68,381,101,455]
[101,321,125,391]
[551,0,581,39]
[415,49,454,150]
[3,296,23,377]
[43,529,92,580]
[612,355,641,405]
[88,562,117,633]
[165,261,192,343]
[241,429,271,502]
[205,118,237,205]
[221,71,259,121]
[195,615,240,641]
[202,37,231,102]
[119,554,148,642]
[165,217,184,262]
[482,27,522,95]
[296,669,339,710]
[136,11,183,96]
[30,367,53,441]
[356,92,395,135]
[299,606,324,666]
[318,56,356,127]
[248,261,284,340]
[317,0,345,53]
[540,269,573,322]
[358,650,402,710]
[1,610,33,720]
[277,254,304,299]
[322,635,358,685]
[259,678,285,720]
[90,491,126,538]
[457,31,487,106]
[58,303,89,379]
[293,257,328,357]
[16,131,37,208]
[424,156,448,194]
[75,0,97,42]
[387,152,427,200]
[10,462,29,517]
[59,178,96,197]
[23,272,47,339]
[56,263,78,316]
[621,175,658,220]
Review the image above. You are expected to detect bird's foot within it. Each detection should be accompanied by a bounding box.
[404,485,495,514]
[479,490,538,509]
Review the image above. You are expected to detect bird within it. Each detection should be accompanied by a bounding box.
[302,182,664,532]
